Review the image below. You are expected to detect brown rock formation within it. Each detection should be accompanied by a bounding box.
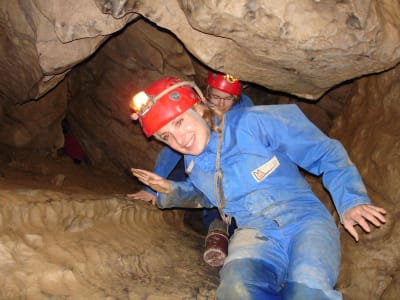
[0,1,398,299]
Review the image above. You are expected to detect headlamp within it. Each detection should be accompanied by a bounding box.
[131,91,153,116]
[224,74,239,83]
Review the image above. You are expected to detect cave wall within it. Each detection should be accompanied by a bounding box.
[0,81,67,151]
[331,67,400,299]
[0,1,399,299]
[66,18,200,173]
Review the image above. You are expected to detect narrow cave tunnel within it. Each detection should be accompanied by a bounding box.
[0,1,399,300]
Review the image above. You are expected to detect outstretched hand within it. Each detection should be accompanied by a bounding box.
[131,168,171,194]
[342,204,387,242]
[127,190,157,206]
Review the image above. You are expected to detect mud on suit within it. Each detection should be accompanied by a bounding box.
[157,104,371,299]
[148,94,254,232]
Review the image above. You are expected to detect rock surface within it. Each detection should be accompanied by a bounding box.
[0,1,399,299]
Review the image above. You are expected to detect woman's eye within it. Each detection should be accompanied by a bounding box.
[161,134,169,142]
[175,119,183,127]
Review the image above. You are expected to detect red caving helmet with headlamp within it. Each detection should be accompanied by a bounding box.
[206,71,241,96]
[133,77,200,137]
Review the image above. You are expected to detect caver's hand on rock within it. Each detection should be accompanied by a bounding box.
[131,168,171,194]
[342,204,387,242]
[126,190,157,206]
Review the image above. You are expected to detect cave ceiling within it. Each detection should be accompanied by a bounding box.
[1,0,400,105]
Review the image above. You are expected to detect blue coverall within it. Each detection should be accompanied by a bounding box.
[157,104,371,299]
[147,94,254,232]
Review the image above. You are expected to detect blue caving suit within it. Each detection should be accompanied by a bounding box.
[157,104,371,299]
[147,94,254,233]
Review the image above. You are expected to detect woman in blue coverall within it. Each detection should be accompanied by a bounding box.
[129,77,386,299]
[129,71,253,235]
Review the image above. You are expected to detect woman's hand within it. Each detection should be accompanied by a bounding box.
[131,168,171,194]
[127,190,157,206]
[342,204,387,242]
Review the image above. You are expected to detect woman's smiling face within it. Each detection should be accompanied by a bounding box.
[155,109,210,155]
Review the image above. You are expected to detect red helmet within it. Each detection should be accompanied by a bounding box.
[206,71,241,96]
[133,77,200,137]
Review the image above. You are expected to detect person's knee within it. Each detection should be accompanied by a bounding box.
[217,279,251,300]
[283,281,342,300]
[288,251,340,291]
[217,259,283,300]
[217,280,283,300]
[217,260,251,300]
